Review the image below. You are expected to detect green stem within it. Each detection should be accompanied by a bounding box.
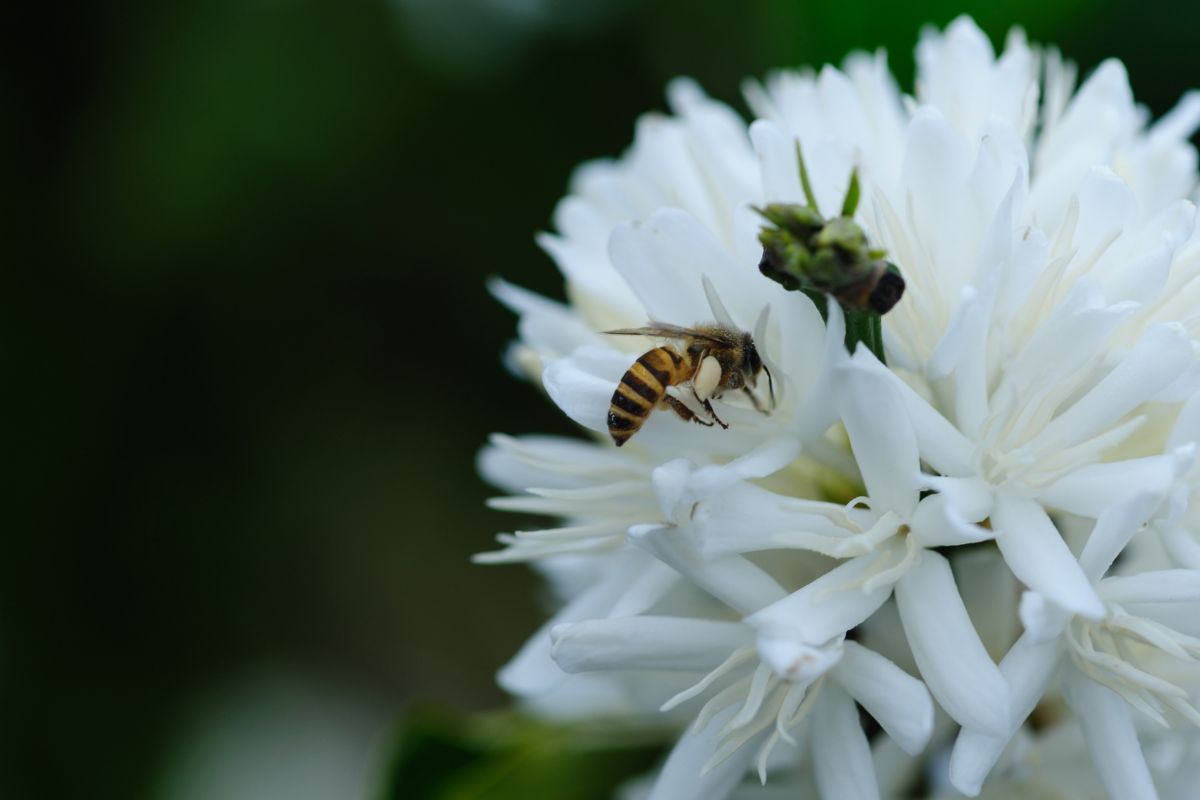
[801,290,886,364]
[841,305,886,365]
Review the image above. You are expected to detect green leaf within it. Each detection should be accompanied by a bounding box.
[377,708,667,800]
[840,168,861,218]
[795,140,821,214]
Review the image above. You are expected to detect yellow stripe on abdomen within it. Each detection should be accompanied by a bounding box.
[607,347,688,446]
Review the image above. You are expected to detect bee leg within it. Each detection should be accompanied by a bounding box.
[690,383,728,429]
[662,395,714,427]
[700,399,729,430]
[742,386,768,414]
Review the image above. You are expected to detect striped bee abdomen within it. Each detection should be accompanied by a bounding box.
[607,346,690,446]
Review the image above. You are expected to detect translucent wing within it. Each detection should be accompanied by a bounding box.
[603,322,732,344]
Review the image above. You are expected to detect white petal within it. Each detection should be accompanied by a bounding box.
[551,617,753,673]
[1099,569,1200,605]
[749,119,803,204]
[650,439,802,523]
[792,301,848,443]
[747,555,892,646]
[1159,523,1200,570]
[488,277,606,357]
[499,552,652,696]
[811,684,881,800]
[991,492,1105,619]
[537,226,642,323]
[832,641,933,755]
[953,548,1020,660]
[607,208,763,329]
[1017,591,1072,644]
[1063,669,1159,800]
[608,559,681,617]
[1167,390,1200,450]
[898,108,976,305]
[835,358,923,517]
[629,524,787,615]
[647,706,760,800]
[846,350,975,476]
[909,492,993,548]
[757,637,843,683]
[1040,454,1181,518]
[1032,322,1196,455]
[894,552,1010,736]
[542,346,631,432]
[948,631,1066,795]
[1078,490,1166,582]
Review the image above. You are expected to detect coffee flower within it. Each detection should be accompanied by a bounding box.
[480,15,1200,800]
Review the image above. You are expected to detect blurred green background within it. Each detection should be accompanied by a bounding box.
[5,0,1198,797]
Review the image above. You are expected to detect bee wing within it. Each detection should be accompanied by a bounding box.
[603,322,728,343]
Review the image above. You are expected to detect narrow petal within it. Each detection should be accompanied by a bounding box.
[478,432,647,495]
[608,208,763,328]
[1167,390,1200,450]
[747,555,892,646]
[1078,490,1167,582]
[756,637,843,683]
[498,552,654,696]
[1159,523,1200,570]
[811,684,882,800]
[832,641,933,755]
[1040,454,1181,518]
[953,548,1020,660]
[649,439,802,523]
[1063,669,1159,800]
[847,349,975,476]
[629,524,787,615]
[542,346,631,432]
[1032,322,1196,454]
[551,617,753,673]
[895,552,1010,735]
[1099,569,1200,605]
[909,492,994,548]
[793,301,848,442]
[948,631,1065,795]
[647,706,761,800]
[488,277,606,358]
[1017,591,1072,644]
[991,492,1105,619]
[835,357,923,517]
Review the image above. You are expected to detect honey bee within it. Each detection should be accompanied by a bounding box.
[603,279,780,448]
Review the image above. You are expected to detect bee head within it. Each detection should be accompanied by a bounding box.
[744,335,763,383]
[743,337,763,382]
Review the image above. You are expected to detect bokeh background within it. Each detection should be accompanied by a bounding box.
[6,0,1199,797]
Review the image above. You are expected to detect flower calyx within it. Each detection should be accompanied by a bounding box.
[755,142,905,362]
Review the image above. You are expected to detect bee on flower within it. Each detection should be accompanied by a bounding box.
[480,15,1200,800]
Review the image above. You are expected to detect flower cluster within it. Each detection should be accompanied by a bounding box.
[479,17,1200,800]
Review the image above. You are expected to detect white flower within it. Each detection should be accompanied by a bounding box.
[552,616,931,793]
[480,14,1200,800]
[752,17,1200,622]
[949,489,1200,799]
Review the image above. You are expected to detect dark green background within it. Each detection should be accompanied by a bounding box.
[5,0,1197,796]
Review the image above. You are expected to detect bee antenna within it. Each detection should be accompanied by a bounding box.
[763,363,776,411]
[701,274,738,329]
